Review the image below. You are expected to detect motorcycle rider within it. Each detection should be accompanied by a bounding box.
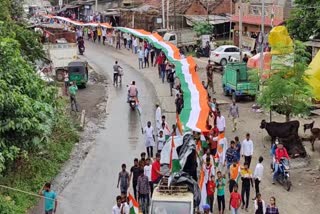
[77,36,85,54]
[272,142,290,184]
[127,81,138,103]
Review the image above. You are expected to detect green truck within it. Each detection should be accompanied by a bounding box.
[222,62,257,102]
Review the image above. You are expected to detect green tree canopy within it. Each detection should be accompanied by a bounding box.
[287,0,320,41]
[0,14,55,174]
[255,41,312,121]
[193,22,213,36]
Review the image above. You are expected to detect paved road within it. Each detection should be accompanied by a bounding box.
[57,42,157,214]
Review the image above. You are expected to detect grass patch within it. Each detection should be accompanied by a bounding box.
[0,101,79,214]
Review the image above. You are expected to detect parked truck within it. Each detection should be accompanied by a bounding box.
[162,29,198,52]
[43,43,78,82]
[149,177,194,214]
[222,62,258,102]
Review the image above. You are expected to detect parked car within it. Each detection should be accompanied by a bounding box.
[210,45,252,66]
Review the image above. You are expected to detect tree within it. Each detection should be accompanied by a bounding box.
[256,41,312,121]
[193,22,213,36]
[0,0,11,21]
[9,0,24,21]
[0,22,45,63]
[287,0,320,41]
[0,18,57,173]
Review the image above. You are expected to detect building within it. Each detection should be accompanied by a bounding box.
[231,0,293,51]
[159,0,234,30]
[306,33,320,58]
[56,0,95,21]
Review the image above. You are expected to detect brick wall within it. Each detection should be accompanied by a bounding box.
[212,0,234,14]
[185,1,207,15]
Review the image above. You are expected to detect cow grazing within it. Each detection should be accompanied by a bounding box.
[279,136,307,158]
[260,119,300,143]
[303,121,315,133]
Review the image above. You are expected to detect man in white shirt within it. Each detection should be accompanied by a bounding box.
[155,103,162,131]
[112,195,122,214]
[138,47,144,69]
[202,148,214,165]
[253,156,264,199]
[102,28,106,45]
[144,158,153,196]
[216,111,226,133]
[143,121,155,158]
[203,156,215,184]
[120,196,130,214]
[133,37,138,54]
[241,133,254,168]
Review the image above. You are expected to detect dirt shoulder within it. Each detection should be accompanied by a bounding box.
[28,67,109,214]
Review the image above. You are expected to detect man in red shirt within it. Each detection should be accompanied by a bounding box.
[206,175,216,213]
[275,143,289,162]
[208,126,219,156]
[273,143,290,184]
[229,184,242,213]
[151,152,162,194]
[155,52,165,77]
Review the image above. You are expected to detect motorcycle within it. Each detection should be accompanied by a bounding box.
[128,96,136,110]
[195,45,210,58]
[78,45,85,55]
[275,158,292,191]
[77,37,85,55]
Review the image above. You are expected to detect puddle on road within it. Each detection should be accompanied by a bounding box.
[127,110,141,149]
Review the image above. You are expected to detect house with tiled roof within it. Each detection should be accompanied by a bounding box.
[232,0,293,48]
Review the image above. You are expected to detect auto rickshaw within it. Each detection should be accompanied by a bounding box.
[68,60,89,88]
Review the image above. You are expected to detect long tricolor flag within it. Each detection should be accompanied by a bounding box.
[176,113,183,136]
[116,27,210,133]
[128,193,139,214]
[169,136,181,173]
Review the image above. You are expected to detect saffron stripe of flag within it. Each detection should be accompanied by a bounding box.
[128,193,139,214]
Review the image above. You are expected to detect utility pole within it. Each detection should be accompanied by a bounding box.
[174,0,177,29]
[167,0,170,29]
[239,0,243,51]
[259,0,265,78]
[207,0,209,24]
[162,0,165,29]
[95,0,98,12]
[229,0,232,41]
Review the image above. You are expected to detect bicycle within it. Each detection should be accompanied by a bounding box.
[113,73,118,86]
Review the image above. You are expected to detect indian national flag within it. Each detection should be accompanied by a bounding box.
[169,136,181,173]
[128,193,139,214]
[200,134,208,149]
[198,167,207,211]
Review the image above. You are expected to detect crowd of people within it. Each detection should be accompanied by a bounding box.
[81,25,286,214]
[39,16,290,214]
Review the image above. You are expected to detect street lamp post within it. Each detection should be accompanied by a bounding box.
[95,0,98,12]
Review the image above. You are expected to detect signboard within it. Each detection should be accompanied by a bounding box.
[156,18,162,24]
[242,36,256,51]
[59,0,63,6]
